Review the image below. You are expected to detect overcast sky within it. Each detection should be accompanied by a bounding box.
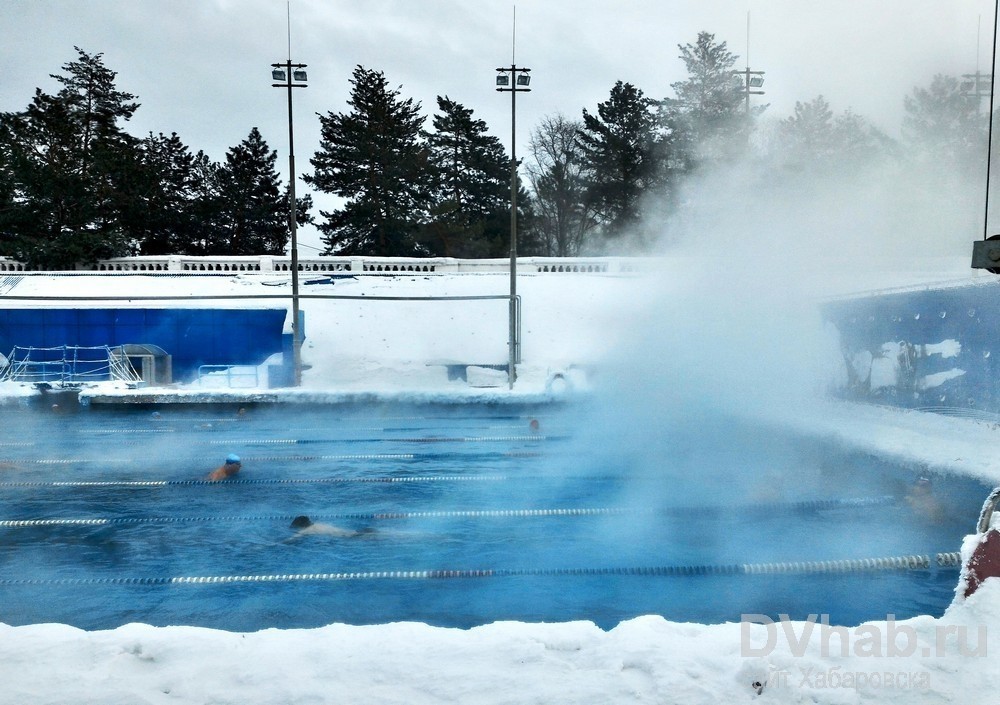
[1,0,995,251]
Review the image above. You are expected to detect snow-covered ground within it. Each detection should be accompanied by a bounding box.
[2,258,1000,704]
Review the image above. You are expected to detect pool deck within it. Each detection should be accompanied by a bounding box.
[766,398,1000,486]
[0,382,566,408]
[80,388,562,406]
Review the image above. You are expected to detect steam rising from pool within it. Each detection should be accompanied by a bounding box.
[559,136,987,580]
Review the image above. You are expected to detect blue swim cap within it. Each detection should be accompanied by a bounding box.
[226,453,241,464]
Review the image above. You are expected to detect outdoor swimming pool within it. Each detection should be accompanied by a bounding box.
[0,401,988,631]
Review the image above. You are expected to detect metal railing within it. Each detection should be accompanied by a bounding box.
[0,255,651,275]
[1,345,142,386]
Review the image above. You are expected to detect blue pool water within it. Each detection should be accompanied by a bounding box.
[0,401,988,631]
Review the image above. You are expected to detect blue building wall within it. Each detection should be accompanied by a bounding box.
[0,308,289,382]
[822,281,1000,414]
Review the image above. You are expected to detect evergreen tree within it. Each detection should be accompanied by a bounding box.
[208,127,306,256]
[666,32,751,168]
[903,74,986,170]
[775,95,837,163]
[130,131,215,255]
[306,66,428,256]
[422,96,511,257]
[0,47,140,268]
[524,113,593,255]
[577,81,663,243]
[832,109,896,165]
[772,95,894,172]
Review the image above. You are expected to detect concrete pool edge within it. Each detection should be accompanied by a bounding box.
[757,398,1000,487]
[79,388,570,406]
[0,385,576,407]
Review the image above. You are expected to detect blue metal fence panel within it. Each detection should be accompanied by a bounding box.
[823,281,1000,414]
[0,308,289,382]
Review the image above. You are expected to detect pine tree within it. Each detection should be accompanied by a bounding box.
[772,95,894,173]
[577,81,662,244]
[776,95,837,162]
[130,131,215,255]
[903,74,986,171]
[209,127,302,256]
[306,66,429,256]
[666,32,751,168]
[422,96,511,257]
[0,47,140,268]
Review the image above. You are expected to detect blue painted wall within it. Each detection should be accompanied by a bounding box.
[822,281,1000,414]
[0,308,289,382]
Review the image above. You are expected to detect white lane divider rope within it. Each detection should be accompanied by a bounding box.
[0,507,625,527]
[0,552,963,587]
[0,496,898,526]
[204,435,551,444]
[0,475,508,489]
[0,453,418,466]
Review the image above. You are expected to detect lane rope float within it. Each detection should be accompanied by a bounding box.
[0,474,508,489]
[0,552,963,587]
[0,453,418,466]
[203,435,553,445]
[0,496,898,526]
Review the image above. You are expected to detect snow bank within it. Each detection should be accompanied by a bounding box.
[3,580,999,704]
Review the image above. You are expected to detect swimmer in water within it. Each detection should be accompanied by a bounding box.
[207,454,241,481]
[287,515,372,539]
[905,475,946,524]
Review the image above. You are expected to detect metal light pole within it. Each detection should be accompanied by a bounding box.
[963,72,993,115]
[970,0,1000,267]
[496,65,530,389]
[733,68,765,115]
[271,60,306,386]
[735,11,764,116]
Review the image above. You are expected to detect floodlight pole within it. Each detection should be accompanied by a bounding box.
[272,60,306,386]
[738,12,765,116]
[735,68,765,115]
[963,72,993,116]
[496,64,530,389]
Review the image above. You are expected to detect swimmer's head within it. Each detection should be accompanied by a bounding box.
[225,453,241,466]
[290,515,313,529]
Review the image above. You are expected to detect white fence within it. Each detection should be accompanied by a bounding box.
[0,255,647,275]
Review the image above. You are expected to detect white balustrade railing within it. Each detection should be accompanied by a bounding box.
[0,255,649,275]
